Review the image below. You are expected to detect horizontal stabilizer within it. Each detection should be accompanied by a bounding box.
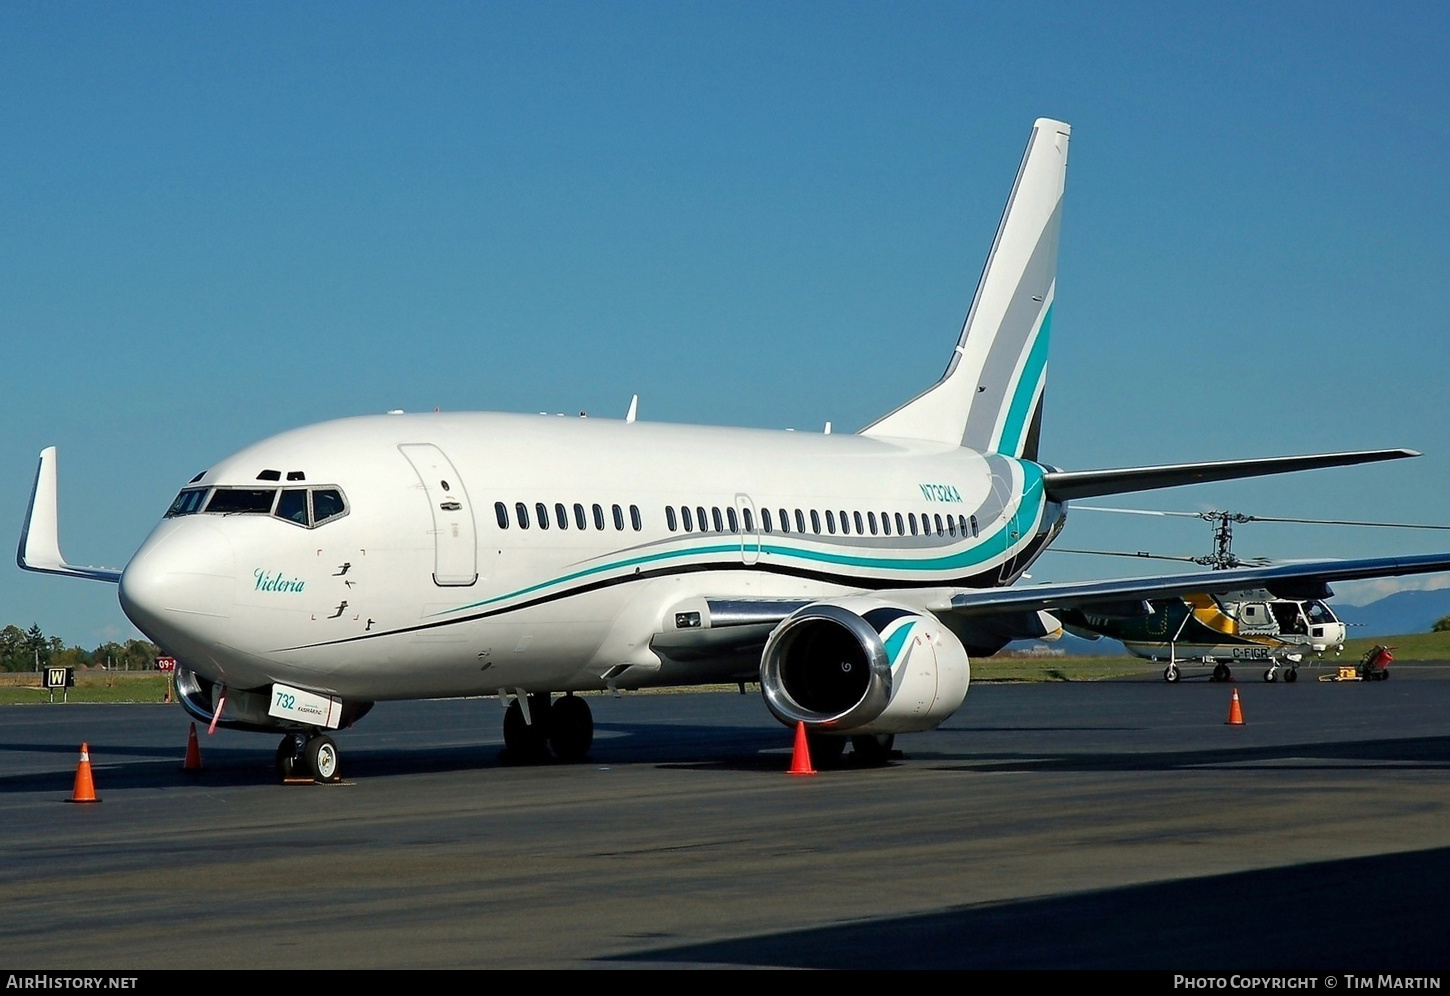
[1042,449,1417,503]
[17,447,122,583]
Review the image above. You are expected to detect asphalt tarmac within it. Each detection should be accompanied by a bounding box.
[2,667,1449,970]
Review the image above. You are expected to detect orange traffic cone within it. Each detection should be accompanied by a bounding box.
[69,743,99,803]
[1226,687,1245,726]
[182,723,203,772]
[788,722,816,776]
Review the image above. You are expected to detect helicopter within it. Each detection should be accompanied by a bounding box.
[1049,508,1450,683]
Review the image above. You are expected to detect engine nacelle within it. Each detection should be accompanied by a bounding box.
[760,597,970,735]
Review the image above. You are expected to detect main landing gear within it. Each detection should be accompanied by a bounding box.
[502,692,595,763]
[276,731,341,783]
[1262,664,1299,683]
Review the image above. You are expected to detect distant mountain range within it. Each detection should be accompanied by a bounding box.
[1003,587,1450,657]
[1334,588,1450,638]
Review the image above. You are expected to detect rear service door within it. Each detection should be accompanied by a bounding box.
[399,443,478,586]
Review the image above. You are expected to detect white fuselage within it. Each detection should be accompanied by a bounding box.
[118,412,1059,702]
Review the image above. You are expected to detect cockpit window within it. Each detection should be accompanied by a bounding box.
[1305,600,1336,624]
[312,489,347,525]
[165,488,211,517]
[171,482,348,528]
[274,489,309,525]
[205,489,277,514]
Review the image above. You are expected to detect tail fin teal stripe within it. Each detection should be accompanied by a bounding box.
[995,304,1051,457]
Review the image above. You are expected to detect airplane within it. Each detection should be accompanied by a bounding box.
[20,117,1450,781]
[1050,508,1450,682]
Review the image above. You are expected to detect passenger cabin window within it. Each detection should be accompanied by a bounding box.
[970,515,978,537]
[743,508,754,532]
[630,505,642,531]
[895,512,905,535]
[593,504,605,530]
[726,507,738,533]
[711,507,724,532]
[810,510,821,534]
[495,502,509,528]
[612,504,625,531]
[762,508,773,533]
[556,503,569,529]
[516,502,530,529]
[574,503,587,530]
[682,506,694,531]
[536,503,550,530]
[697,506,708,532]
[666,506,678,532]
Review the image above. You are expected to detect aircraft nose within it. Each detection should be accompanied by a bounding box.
[120,523,236,650]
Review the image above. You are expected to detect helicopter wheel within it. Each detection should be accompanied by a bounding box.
[1285,667,1298,683]
[1263,667,1277,683]
[1163,664,1180,683]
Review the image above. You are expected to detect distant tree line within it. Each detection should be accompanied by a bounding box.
[0,623,160,672]
[1434,616,1450,633]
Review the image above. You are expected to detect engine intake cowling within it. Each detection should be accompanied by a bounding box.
[760,597,970,735]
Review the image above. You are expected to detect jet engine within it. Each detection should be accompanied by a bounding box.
[760,597,969,735]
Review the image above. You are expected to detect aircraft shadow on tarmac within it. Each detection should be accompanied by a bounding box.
[3,725,1448,792]
[604,844,1450,970]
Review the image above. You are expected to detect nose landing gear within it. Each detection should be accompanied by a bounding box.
[276,731,341,783]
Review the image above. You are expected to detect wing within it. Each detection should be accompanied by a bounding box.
[650,552,1450,663]
[934,552,1450,616]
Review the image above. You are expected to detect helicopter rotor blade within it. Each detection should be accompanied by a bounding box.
[1074,506,1203,518]
[1076,506,1450,530]
[1239,515,1450,530]
[1049,547,1203,564]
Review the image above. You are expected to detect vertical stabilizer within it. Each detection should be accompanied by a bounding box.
[861,118,1069,457]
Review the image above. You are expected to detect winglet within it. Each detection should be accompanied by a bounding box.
[17,447,122,583]
[625,395,638,424]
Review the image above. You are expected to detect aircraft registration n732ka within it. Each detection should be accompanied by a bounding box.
[20,118,1450,781]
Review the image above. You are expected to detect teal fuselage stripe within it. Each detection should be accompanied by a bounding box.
[431,461,1049,618]
[996,304,1052,457]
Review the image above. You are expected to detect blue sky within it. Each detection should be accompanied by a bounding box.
[4,2,1449,645]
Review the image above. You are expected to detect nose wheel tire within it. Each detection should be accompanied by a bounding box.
[276,733,340,783]
[1263,667,1278,683]
[276,734,303,780]
[1285,667,1298,683]
[1163,664,1180,683]
[305,735,340,782]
